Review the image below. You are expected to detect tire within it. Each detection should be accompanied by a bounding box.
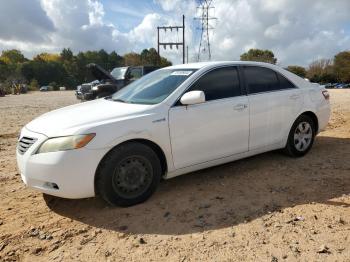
[284,115,316,157]
[96,142,162,206]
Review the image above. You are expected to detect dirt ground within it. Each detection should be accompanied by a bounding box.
[0,90,349,262]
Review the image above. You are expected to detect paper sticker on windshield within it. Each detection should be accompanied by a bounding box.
[171,71,193,76]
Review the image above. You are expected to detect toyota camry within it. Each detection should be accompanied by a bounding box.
[17,61,330,206]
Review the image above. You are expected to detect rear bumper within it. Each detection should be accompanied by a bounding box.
[16,127,108,199]
[316,102,331,132]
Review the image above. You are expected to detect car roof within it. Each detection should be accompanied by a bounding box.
[165,60,314,89]
[166,61,279,70]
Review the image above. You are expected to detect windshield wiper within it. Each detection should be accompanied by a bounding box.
[113,98,127,103]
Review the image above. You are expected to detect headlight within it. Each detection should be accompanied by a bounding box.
[36,134,95,154]
[92,86,98,91]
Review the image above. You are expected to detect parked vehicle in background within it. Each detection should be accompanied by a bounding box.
[39,86,51,92]
[59,86,66,91]
[77,64,159,101]
[324,83,350,89]
[75,80,99,100]
[110,65,159,88]
[75,85,82,98]
[335,83,346,89]
[17,61,330,206]
[325,83,335,89]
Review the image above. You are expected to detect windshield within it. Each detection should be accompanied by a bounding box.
[111,69,196,105]
[111,67,128,80]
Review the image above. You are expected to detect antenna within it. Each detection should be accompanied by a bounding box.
[194,0,217,61]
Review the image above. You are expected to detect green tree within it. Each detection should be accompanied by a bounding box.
[124,52,142,66]
[21,60,69,87]
[140,48,158,65]
[109,51,124,68]
[60,48,73,62]
[98,49,109,69]
[240,49,277,64]
[333,51,350,83]
[60,48,80,88]
[0,49,26,64]
[159,57,172,67]
[84,51,103,65]
[76,52,88,83]
[286,66,307,78]
[0,60,10,81]
[2,47,173,91]
[140,48,171,66]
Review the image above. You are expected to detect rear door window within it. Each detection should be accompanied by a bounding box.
[243,66,280,94]
[277,73,296,90]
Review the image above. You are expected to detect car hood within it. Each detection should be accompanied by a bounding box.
[87,63,116,82]
[26,98,153,137]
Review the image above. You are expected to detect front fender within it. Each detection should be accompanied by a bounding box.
[85,116,175,172]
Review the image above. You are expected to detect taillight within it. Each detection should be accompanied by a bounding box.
[322,90,330,100]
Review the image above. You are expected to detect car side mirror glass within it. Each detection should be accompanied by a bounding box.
[180,90,205,105]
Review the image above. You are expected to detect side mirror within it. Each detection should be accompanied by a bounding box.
[180,90,205,105]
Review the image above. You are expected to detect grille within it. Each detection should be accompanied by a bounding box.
[80,84,92,93]
[18,136,37,155]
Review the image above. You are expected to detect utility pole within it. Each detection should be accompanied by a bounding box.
[157,15,186,64]
[186,45,189,63]
[194,0,217,61]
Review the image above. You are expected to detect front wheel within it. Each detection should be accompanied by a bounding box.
[96,142,162,206]
[284,115,316,157]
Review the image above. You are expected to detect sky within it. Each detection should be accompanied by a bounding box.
[0,0,349,66]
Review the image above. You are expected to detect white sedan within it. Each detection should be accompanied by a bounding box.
[17,61,330,206]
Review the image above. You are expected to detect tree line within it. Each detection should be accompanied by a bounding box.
[240,48,350,83]
[0,48,171,93]
[1,47,349,94]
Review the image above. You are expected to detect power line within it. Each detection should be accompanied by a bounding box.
[194,0,217,61]
[157,15,185,64]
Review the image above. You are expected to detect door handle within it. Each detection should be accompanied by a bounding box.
[289,94,300,100]
[233,104,248,111]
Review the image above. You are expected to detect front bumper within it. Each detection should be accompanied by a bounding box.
[75,91,83,100]
[16,127,108,199]
[82,92,95,100]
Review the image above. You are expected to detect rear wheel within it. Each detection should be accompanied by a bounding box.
[96,142,161,206]
[284,115,316,157]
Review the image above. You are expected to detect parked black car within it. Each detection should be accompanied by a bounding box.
[75,80,99,100]
[78,64,160,100]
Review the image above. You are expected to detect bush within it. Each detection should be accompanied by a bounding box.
[1,81,15,94]
[29,79,39,91]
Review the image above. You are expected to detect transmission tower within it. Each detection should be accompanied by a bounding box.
[194,0,217,61]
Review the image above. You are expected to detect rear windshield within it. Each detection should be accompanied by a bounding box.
[111,69,196,105]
